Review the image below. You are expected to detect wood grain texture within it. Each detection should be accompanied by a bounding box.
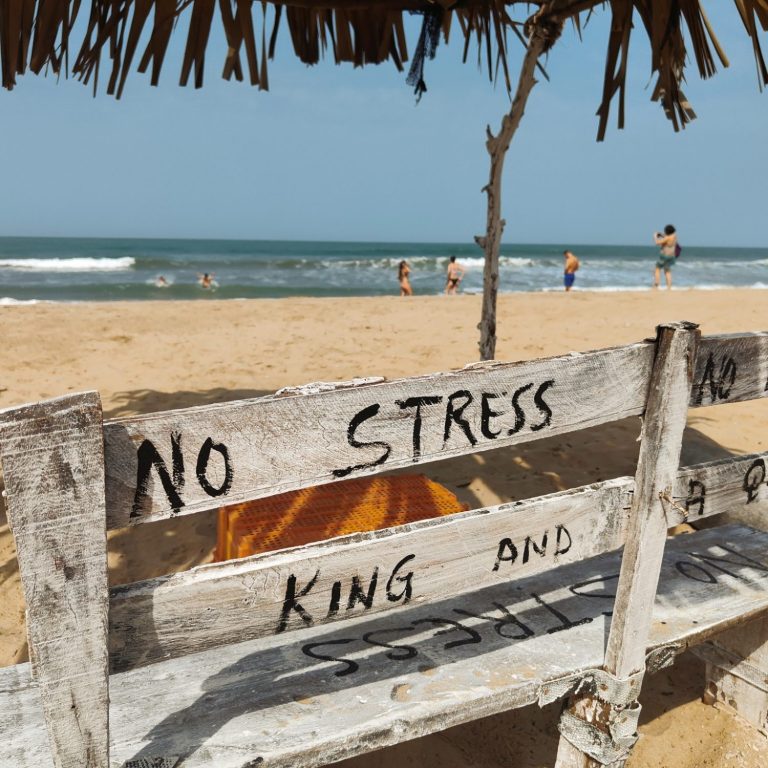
[97,332,767,530]
[108,450,768,672]
[692,333,768,407]
[101,341,657,527]
[2,524,768,768]
[695,614,768,735]
[556,322,699,768]
[605,322,699,677]
[0,393,110,768]
[108,480,630,671]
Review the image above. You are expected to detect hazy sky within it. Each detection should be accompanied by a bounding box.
[1,5,765,246]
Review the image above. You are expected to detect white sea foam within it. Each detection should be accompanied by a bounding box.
[318,255,534,269]
[0,257,136,271]
[0,297,46,305]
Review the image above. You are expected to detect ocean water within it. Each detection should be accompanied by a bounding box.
[0,237,766,303]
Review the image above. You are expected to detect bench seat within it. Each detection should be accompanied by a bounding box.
[3,523,768,768]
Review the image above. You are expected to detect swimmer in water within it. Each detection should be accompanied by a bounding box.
[198,272,215,289]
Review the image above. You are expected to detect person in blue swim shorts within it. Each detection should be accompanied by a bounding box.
[563,250,580,292]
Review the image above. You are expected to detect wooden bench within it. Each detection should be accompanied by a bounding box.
[1,322,767,768]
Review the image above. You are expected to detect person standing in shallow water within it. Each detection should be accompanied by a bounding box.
[445,255,465,295]
[653,225,678,290]
[398,260,413,296]
[563,250,580,292]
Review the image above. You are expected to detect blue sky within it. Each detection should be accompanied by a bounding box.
[0,4,765,246]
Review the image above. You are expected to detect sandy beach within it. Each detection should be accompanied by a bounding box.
[1,289,767,767]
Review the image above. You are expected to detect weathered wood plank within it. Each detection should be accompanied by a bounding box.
[102,341,657,527]
[556,321,699,768]
[695,614,768,736]
[674,451,768,525]
[692,332,768,407]
[0,393,110,768]
[606,323,699,675]
[2,524,768,768]
[107,450,768,672]
[95,331,767,530]
[108,479,631,671]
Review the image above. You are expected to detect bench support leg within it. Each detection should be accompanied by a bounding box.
[1,393,110,768]
[694,615,768,736]
[554,322,700,768]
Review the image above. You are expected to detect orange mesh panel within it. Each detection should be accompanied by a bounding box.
[215,474,466,561]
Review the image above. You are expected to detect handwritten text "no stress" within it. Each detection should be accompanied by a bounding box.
[129,379,556,517]
[332,380,556,477]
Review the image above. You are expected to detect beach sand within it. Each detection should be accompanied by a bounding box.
[1,289,767,766]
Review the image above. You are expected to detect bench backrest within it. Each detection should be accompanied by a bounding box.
[1,323,767,768]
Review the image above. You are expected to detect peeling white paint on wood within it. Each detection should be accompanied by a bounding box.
[0,392,110,768]
[108,451,768,672]
[555,322,700,768]
[692,333,768,407]
[101,341,658,527]
[2,524,768,768]
[96,332,768,530]
[1,328,767,768]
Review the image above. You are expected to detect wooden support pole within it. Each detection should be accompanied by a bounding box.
[695,615,768,736]
[476,23,548,361]
[555,321,700,768]
[0,393,110,768]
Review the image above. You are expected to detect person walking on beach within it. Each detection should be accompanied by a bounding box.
[653,225,678,289]
[398,260,413,296]
[445,256,465,295]
[563,250,580,291]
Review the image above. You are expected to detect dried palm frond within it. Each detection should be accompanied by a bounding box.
[0,1,765,137]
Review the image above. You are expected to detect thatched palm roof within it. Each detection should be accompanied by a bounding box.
[2,1,767,137]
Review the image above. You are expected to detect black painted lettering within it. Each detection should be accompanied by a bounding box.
[362,628,418,661]
[347,569,379,611]
[523,531,548,564]
[554,524,572,556]
[675,560,717,583]
[744,459,766,503]
[443,390,477,446]
[685,480,706,516]
[302,639,358,677]
[569,573,619,617]
[530,379,555,432]
[277,570,319,632]
[131,432,185,518]
[332,404,392,478]
[688,545,768,580]
[480,392,504,440]
[195,437,233,498]
[694,353,718,405]
[718,357,737,400]
[396,396,443,458]
[531,592,593,634]
[386,554,415,603]
[508,383,532,435]
[411,617,482,650]
[455,603,533,640]
[326,580,342,619]
[492,538,518,572]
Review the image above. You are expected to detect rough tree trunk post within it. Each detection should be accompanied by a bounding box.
[476,22,551,361]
